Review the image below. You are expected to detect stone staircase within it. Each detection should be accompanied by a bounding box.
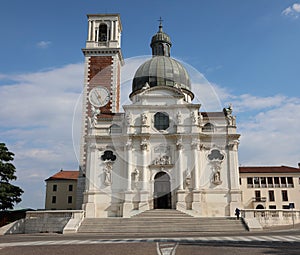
[77,210,247,235]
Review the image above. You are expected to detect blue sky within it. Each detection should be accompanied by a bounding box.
[1,0,300,209]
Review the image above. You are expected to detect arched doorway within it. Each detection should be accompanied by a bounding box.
[154,172,172,209]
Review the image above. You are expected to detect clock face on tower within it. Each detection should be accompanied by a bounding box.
[88,86,110,107]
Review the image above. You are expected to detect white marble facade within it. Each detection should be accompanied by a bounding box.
[81,14,242,218]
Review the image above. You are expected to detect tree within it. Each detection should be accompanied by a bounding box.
[0,143,23,211]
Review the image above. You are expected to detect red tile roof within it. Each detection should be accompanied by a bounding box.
[239,166,300,174]
[45,170,79,181]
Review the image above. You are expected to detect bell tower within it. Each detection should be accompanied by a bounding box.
[77,14,123,209]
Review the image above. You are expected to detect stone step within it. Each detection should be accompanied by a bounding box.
[78,210,247,234]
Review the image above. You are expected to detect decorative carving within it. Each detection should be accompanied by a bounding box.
[91,105,100,127]
[126,138,133,150]
[103,160,114,186]
[190,111,197,124]
[153,155,171,165]
[176,111,182,124]
[191,138,200,150]
[227,140,239,151]
[125,112,132,126]
[140,138,149,150]
[141,113,148,125]
[176,137,183,150]
[141,82,150,90]
[185,171,192,190]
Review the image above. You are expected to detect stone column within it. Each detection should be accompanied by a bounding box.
[176,139,184,190]
[83,141,97,218]
[139,138,149,211]
[125,138,133,191]
[123,138,135,217]
[191,139,200,190]
[227,140,242,216]
[176,138,186,211]
[110,20,114,42]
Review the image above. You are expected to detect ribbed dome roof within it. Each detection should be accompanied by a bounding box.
[131,22,191,96]
[132,56,191,93]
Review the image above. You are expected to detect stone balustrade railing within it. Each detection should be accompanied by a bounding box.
[242,209,300,228]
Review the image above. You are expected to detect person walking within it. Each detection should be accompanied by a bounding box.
[235,208,240,220]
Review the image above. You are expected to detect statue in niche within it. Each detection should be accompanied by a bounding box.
[210,161,222,185]
[103,161,113,186]
[212,171,222,185]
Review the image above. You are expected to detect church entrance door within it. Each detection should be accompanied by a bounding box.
[154,172,172,209]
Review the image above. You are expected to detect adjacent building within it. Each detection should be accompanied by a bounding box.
[240,165,300,210]
[45,170,79,210]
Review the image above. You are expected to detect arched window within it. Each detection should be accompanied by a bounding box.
[154,112,169,131]
[203,123,215,132]
[99,24,108,42]
[110,124,122,134]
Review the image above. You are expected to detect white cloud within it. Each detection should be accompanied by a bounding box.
[282,3,300,19]
[36,41,52,49]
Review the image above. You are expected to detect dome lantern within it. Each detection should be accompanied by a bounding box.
[150,18,172,57]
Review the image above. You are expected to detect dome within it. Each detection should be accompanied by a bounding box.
[130,22,192,97]
[131,56,191,94]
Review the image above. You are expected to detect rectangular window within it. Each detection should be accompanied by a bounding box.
[280,177,287,187]
[254,177,259,188]
[287,177,294,188]
[283,205,290,209]
[69,184,73,192]
[267,177,273,188]
[269,205,276,209]
[68,196,73,204]
[53,184,57,192]
[247,178,253,188]
[260,177,267,188]
[282,190,288,201]
[255,190,261,201]
[268,190,275,202]
[274,177,280,187]
[52,196,56,204]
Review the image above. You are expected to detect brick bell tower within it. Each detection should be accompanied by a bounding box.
[76,14,123,209]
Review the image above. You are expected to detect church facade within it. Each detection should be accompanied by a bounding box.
[79,14,242,218]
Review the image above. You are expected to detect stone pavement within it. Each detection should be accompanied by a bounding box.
[1,234,300,248]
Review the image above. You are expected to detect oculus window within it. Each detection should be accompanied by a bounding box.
[154,112,169,131]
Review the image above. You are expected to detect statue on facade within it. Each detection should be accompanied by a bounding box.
[141,113,148,125]
[191,111,197,124]
[103,161,113,186]
[223,103,236,125]
[90,105,100,127]
[176,111,182,124]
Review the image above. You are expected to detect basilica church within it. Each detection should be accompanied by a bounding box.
[78,14,242,218]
